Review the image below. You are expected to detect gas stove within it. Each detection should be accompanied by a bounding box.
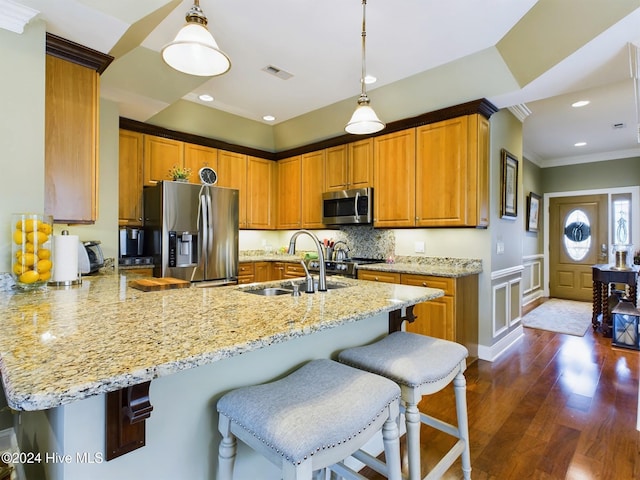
[306,257,384,278]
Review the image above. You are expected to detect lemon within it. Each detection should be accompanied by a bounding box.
[38,248,51,260]
[13,263,28,275]
[36,259,52,273]
[19,253,36,266]
[25,219,40,232]
[24,242,35,253]
[38,223,52,235]
[13,230,26,245]
[27,231,49,245]
[19,270,40,284]
[38,271,51,282]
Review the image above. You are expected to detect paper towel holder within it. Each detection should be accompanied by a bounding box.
[47,230,82,288]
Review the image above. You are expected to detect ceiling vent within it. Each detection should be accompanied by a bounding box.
[261,65,293,80]
[612,122,626,129]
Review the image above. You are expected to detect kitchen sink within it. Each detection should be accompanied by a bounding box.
[244,287,292,296]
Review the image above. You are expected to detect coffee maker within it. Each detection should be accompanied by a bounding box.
[119,227,145,258]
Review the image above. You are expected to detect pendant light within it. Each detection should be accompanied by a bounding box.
[161,0,231,77]
[345,0,385,135]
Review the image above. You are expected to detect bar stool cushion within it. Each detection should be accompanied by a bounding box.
[217,358,400,466]
[338,332,468,388]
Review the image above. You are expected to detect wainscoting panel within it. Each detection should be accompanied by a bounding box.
[522,254,544,307]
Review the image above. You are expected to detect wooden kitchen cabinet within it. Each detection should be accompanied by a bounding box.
[284,262,306,278]
[357,269,478,358]
[357,270,401,284]
[277,156,302,229]
[325,138,373,192]
[416,114,489,227]
[217,150,248,228]
[238,263,255,284]
[373,129,416,227]
[184,143,217,184]
[143,135,184,186]
[45,54,100,223]
[271,262,286,280]
[254,262,271,282]
[118,130,144,226]
[247,157,276,229]
[301,150,326,229]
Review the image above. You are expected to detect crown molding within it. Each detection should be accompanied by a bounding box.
[0,0,39,34]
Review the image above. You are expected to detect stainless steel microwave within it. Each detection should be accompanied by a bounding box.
[322,188,373,225]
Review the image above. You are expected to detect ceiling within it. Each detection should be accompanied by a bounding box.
[5,0,640,167]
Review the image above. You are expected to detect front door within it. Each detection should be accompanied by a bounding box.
[549,195,608,301]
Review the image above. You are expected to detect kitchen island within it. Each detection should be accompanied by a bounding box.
[0,273,442,480]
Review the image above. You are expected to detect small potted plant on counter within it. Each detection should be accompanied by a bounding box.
[168,165,192,182]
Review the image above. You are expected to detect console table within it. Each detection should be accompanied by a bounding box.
[592,264,639,336]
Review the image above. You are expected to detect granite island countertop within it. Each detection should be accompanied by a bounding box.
[356,256,482,278]
[0,274,443,411]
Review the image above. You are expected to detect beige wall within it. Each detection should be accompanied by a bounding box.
[0,21,46,273]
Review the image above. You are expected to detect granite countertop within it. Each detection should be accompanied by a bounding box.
[0,274,442,411]
[356,256,482,278]
[239,253,301,263]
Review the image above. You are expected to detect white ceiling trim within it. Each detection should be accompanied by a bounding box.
[0,0,38,34]
[542,146,640,168]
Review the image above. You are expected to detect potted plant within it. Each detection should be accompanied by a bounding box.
[168,165,192,182]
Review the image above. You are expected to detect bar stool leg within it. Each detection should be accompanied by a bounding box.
[405,401,422,480]
[382,412,403,480]
[454,371,471,480]
[217,415,237,480]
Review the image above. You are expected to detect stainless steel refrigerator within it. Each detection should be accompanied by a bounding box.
[143,181,239,285]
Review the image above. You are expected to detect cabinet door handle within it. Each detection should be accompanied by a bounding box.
[422,282,427,287]
[374,276,379,281]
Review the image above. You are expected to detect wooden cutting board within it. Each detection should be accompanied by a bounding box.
[129,277,191,292]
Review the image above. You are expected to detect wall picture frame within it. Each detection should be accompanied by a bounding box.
[526,192,541,232]
[500,149,518,218]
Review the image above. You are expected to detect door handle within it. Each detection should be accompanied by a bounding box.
[600,243,608,260]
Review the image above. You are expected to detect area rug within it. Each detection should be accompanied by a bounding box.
[521,298,592,336]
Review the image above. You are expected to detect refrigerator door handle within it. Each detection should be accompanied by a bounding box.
[206,190,214,262]
[200,193,209,274]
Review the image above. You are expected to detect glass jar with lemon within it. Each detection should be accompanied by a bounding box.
[11,213,53,290]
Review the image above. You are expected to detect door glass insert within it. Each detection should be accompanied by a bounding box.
[563,209,591,261]
[612,195,631,245]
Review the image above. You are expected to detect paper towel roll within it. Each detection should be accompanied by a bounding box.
[51,234,79,282]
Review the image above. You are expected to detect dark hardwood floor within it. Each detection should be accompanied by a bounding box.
[365,300,640,479]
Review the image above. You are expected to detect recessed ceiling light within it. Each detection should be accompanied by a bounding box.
[364,75,377,85]
[574,142,587,147]
[198,94,214,102]
[571,100,590,108]
[263,115,276,122]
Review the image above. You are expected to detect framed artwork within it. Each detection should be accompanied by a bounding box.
[500,149,518,218]
[526,192,541,232]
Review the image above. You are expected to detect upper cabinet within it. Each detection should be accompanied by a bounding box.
[246,157,276,230]
[44,35,112,224]
[416,114,489,227]
[277,156,302,229]
[373,129,416,228]
[325,139,373,192]
[118,130,144,226]
[301,150,325,229]
[143,136,184,186]
[184,143,218,184]
[373,113,490,229]
[217,150,248,228]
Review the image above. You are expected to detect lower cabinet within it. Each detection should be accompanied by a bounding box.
[357,269,478,358]
[239,261,306,284]
[238,263,255,284]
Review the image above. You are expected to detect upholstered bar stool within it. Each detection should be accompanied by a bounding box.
[216,358,403,480]
[338,332,471,480]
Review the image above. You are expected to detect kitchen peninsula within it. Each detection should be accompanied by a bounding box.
[0,273,442,480]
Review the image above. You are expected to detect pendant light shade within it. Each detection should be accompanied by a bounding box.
[345,93,385,134]
[345,0,384,135]
[162,1,231,77]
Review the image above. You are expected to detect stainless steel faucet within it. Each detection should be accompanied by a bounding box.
[287,229,327,292]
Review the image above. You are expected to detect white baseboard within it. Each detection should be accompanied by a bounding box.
[478,325,524,362]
